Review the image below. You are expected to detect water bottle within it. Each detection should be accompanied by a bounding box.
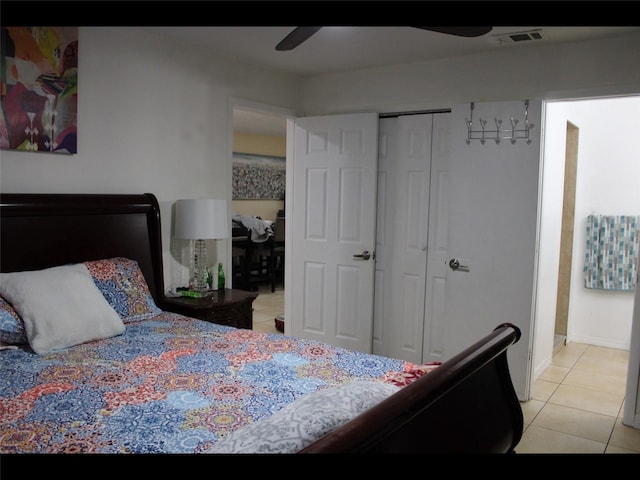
[217,262,225,290]
[205,267,212,290]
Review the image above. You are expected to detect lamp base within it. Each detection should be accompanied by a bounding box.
[193,238,209,292]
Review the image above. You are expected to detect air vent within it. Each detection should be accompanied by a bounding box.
[494,29,544,45]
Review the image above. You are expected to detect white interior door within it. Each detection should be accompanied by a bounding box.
[447,100,542,400]
[422,113,452,364]
[372,117,397,358]
[288,113,378,353]
[374,112,451,364]
[374,114,433,362]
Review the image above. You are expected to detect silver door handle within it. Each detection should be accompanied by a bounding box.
[353,250,371,261]
[449,258,470,272]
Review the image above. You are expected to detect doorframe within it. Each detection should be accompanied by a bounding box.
[227,97,295,296]
[539,93,640,428]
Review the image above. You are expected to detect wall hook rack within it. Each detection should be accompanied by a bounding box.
[465,100,534,145]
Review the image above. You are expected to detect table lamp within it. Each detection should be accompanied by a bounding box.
[175,198,228,292]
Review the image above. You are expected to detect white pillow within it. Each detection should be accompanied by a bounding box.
[207,380,399,454]
[0,264,125,355]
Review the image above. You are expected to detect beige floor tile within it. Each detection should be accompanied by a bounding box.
[253,304,282,316]
[255,297,284,308]
[609,418,640,453]
[582,344,629,364]
[252,321,282,335]
[253,310,278,323]
[253,313,283,329]
[531,403,616,443]
[251,284,284,336]
[538,364,570,384]
[605,444,640,453]
[531,379,559,402]
[520,399,545,426]
[548,384,624,417]
[572,354,629,380]
[562,342,589,354]
[516,425,606,454]
[562,367,627,396]
[551,344,585,369]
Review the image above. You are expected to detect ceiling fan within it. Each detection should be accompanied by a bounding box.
[275,26,493,51]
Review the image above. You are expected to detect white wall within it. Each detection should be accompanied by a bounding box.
[534,97,640,379]
[0,27,302,292]
[300,31,640,116]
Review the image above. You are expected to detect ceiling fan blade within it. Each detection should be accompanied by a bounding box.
[414,26,493,37]
[276,27,322,51]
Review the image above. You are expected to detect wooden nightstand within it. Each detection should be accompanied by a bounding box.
[163,289,258,329]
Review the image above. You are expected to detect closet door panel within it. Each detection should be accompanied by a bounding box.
[422,113,451,363]
[374,112,451,363]
[372,118,396,356]
[386,114,433,362]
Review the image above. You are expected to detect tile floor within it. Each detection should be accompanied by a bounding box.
[250,285,640,454]
[518,340,640,454]
[251,283,285,335]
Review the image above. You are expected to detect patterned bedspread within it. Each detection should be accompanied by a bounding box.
[0,312,437,454]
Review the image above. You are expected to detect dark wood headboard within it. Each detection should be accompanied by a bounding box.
[0,193,166,305]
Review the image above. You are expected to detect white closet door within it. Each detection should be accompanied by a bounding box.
[375,114,434,363]
[446,100,541,400]
[422,113,452,364]
[377,102,538,399]
[372,117,397,357]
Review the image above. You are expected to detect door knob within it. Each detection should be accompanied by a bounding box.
[449,258,469,271]
[353,250,371,261]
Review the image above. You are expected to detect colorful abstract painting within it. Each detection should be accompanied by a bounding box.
[1,27,78,154]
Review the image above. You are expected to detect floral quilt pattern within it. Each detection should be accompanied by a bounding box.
[0,312,437,454]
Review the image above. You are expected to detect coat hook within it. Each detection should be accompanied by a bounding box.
[465,99,534,146]
[480,118,487,144]
[494,118,502,144]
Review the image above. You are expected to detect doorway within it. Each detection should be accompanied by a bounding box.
[536,95,640,383]
[229,99,293,298]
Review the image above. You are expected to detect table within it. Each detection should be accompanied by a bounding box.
[232,235,263,291]
[163,288,258,329]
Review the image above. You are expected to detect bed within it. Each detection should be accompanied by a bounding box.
[0,192,524,455]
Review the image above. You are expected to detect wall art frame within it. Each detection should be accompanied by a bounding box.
[232,152,286,200]
[1,26,78,154]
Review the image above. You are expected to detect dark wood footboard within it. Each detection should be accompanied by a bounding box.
[300,322,523,453]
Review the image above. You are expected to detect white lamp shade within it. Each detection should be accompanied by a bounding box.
[175,199,228,240]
